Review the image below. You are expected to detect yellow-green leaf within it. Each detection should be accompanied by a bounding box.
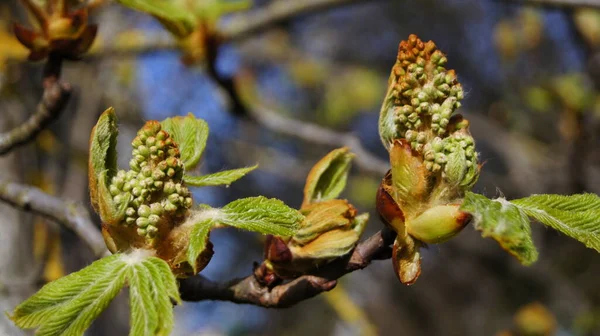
[161,113,209,170]
[302,147,354,207]
[184,165,257,187]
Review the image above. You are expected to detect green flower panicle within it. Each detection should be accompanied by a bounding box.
[377,35,479,285]
[109,121,192,243]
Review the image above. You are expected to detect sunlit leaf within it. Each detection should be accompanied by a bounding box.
[10,255,128,335]
[511,194,600,252]
[161,113,209,170]
[303,147,354,207]
[221,196,302,236]
[184,165,258,187]
[460,192,538,265]
[186,219,213,273]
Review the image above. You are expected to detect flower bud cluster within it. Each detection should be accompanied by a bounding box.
[423,130,478,187]
[389,34,464,147]
[108,121,192,241]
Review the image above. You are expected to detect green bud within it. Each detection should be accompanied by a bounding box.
[136,217,150,228]
[138,204,151,217]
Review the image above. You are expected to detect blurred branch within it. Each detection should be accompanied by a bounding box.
[0,54,71,155]
[248,104,388,177]
[511,0,600,8]
[221,0,379,41]
[0,180,109,259]
[179,228,395,307]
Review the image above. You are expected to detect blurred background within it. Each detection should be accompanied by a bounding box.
[1,0,600,335]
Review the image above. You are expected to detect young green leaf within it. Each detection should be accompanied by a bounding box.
[302,147,354,207]
[10,254,128,336]
[511,194,600,252]
[460,192,538,265]
[128,264,159,336]
[11,251,180,336]
[184,165,258,187]
[161,113,209,170]
[89,107,119,215]
[221,196,303,236]
[115,0,196,38]
[186,219,214,273]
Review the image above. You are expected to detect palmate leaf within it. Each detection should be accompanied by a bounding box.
[161,113,209,170]
[10,255,128,336]
[303,147,354,207]
[221,196,303,236]
[11,251,180,336]
[115,0,196,38]
[184,165,258,187]
[511,194,600,252]
[460,192,539,265]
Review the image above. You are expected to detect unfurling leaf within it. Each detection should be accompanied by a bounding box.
[11,251,180,336]
[221,196,303,236]
[88,107,119,215]
[128,257,180,336]
[186,219,214,273]
[460,192,538,265]
[161,113,209,170]
[88,109,131,229]
[511,194,600,252]
[115,0,196,38]
[10,255,128,336]
[184,165,258,187]
[302,147,354,207]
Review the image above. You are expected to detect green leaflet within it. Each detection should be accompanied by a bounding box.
[184,165,258,187]
[11,255,127,336]
[460,192,538,265]
[11,252,180,336]
[303,147,354,206]
[511,194,600,252]
[88,108,119,217]
[161,113,209,170]
[221,196,303,236]
[186,219,214,273]
[115,0,196,38]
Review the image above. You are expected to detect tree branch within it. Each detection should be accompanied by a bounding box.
[0,180,109,258]
[248,104,389,176]
[0,54,71,155]
[221,0,378,41]
[179,228,395,308]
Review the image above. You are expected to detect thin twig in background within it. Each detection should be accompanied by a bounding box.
[179,228,395,307]
[0,180,109,258]
[249,104,389,177]
[0,53,71,155]
[0,81,71,155]
[221,0,379,41]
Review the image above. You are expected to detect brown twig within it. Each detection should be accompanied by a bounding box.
[179,228,395,307]
[0,180,109,258]
[0,54,71,155]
